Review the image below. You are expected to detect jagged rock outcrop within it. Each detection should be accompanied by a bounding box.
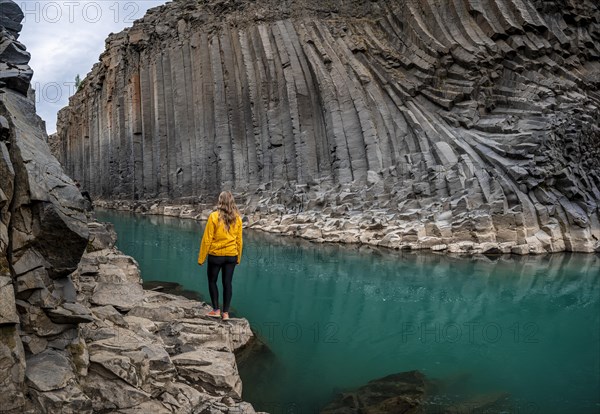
[70,225,260,413]
[1,2,263,412]
[1,1,88,410]
[53,0,600,254]
[20,220,261,413]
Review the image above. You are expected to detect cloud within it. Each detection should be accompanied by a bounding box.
[17,0,169,134]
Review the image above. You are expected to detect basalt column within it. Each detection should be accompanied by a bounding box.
[54,0,600,252]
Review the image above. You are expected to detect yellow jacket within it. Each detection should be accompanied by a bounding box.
[198,211,243,265]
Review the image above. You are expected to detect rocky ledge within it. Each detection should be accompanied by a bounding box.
[20,219,263,413]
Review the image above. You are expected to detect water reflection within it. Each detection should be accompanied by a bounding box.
[95,209,600,414]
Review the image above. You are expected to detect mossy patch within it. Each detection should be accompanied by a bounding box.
[0,254,9,276]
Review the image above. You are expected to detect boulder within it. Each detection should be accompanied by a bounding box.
[25,349,76,392]
[0,0,24,36]
[172,348,242,398]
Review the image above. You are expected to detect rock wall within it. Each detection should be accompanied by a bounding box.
[1,2,263,412]
[54,0,600,253]
[1,0,89,410]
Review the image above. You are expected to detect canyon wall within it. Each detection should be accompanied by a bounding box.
[54,0,600,253]
[1,2,262,412]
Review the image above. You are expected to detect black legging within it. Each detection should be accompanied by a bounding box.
[207,254,237,313]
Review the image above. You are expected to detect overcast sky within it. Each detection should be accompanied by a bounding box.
[18,0,169,134]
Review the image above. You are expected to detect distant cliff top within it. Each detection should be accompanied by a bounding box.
[103,0,387,47]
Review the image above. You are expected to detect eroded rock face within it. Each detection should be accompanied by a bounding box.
[54,0,600,253]
[70,226,258,413]
[1,0,88,411]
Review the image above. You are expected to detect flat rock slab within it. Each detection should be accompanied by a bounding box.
[29,382,92,414]
[82,371,150,412]
[25,349,75,392]
[89,351,142,388]
[47,303,94,324]
[91,282,144,311]
[172,348,242,398]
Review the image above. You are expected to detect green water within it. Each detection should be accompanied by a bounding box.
[96,209,600,414]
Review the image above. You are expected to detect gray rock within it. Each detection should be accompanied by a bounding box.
[52,276,78,303]
[15,267,50,294]
[87,221,117,251]
[20,335,48,355]
[321,370,427,413]
[89,351,142,388]
[116,400,172,414]
[11,248,48,277]
[82,371,150,412]
[0,325,27,412]
[172,348,242,398]
[0,276,19,324]
[91,282,144,311]
[0,62,32,94]
[25,349,75,392]
[17,299,74,337]
[0,0,24,36]
[47,304,94,324]
[92,305,128,327]
[0,37,30,65]
[29,383,93,414]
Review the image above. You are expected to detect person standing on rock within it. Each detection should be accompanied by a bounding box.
[198,191,243,321]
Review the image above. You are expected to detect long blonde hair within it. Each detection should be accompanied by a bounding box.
[216,191,240,232]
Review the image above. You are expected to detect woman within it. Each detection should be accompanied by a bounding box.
[198,191,243,321]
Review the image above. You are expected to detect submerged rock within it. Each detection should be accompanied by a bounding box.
[321,370,512,414]
[321,370,427,414]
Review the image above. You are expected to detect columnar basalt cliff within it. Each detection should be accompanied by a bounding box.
[54,0,600,254]
[1,2,263,412]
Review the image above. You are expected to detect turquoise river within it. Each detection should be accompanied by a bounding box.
[96,210,600,414]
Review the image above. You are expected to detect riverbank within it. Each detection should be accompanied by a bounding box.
[94,197,600,256]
